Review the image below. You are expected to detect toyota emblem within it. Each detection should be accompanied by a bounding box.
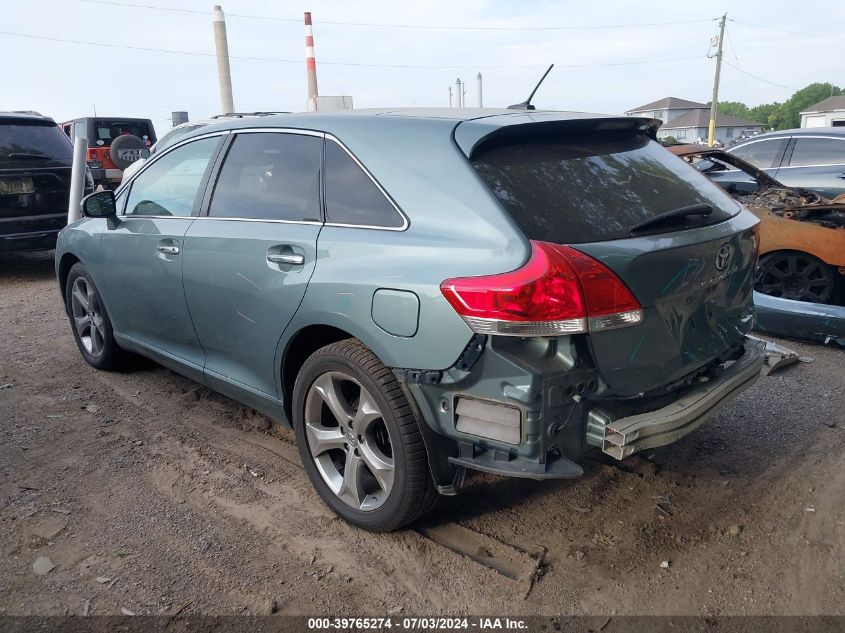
[715,244,733,271]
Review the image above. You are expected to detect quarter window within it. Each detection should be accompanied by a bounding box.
[125,137,219,217]
[208,132,322,221]
[324,140,403,228]
[788,138,845,167]
[730,138,788,168]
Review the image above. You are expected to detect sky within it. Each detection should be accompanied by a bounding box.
[1,0,843,133]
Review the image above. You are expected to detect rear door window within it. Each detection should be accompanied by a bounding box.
[787,137,845,166]
[125,137,220,217]
[0,118,72,165]
[94,119,154,146]
[471,131,739,244]
[208,132,322,222]
[730,138,788,168]
[324,140,404,228]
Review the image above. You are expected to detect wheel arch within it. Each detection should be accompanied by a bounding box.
[279,323,461,493]
[280,324,356,421]
[57,252,81,309]
[758,248,835,268]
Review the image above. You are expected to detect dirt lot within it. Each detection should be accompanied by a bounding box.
[1,250,844,618]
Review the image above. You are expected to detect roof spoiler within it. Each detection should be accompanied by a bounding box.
[455,116,662,158]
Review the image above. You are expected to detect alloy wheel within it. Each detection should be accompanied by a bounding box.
[70,277,106,357]
[756,253,835,303]
[303,371,395,511]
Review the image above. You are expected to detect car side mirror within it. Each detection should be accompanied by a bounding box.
[139,148,150,159]
[81,190,117,218]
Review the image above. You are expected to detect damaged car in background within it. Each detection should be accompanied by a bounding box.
[669,144,845,347]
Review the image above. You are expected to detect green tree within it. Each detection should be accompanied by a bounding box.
[777,82,843,129]
[703,83,842,132]
[748,102,781,129]
[716,100,751,119]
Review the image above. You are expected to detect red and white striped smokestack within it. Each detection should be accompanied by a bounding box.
[304,12,319,103]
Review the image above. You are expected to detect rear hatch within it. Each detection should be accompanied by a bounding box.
[0,116,73,235]
[88,118,156,170]
[468,122,758,396]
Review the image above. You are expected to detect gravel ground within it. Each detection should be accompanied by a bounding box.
[1,250,843,618]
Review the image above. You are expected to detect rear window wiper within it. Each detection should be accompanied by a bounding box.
[8,152,52,160]
[629,203,712,235]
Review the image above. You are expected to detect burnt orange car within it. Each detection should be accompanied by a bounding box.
[668,144,845,306]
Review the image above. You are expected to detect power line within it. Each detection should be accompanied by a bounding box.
[726,18,812,38]
[734,57,845,71]
[722,60,797,91]
[80,0,715,31]
[0,29,704,70]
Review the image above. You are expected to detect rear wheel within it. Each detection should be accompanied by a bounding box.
[292,339,437,531]
[755,251,837,304]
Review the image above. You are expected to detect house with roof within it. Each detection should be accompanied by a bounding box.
[626,97,765,145]
[800,96,845,128]
[625,97,709,125]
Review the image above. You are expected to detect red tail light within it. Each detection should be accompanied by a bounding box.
[87,149,97,160]
[440,241,643,337]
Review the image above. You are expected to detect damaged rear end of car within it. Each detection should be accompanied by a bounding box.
[408,113,764,480]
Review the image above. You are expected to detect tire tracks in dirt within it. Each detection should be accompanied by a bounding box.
[88,367,537,608]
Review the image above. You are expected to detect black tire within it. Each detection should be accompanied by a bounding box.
[755,251,838,304]
[65,263,123,370]
[292,338,437,531]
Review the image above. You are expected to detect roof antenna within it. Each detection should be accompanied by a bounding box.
[507,64,554,110]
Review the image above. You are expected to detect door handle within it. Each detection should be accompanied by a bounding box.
[267,253,304,266]
[157,245,180,255]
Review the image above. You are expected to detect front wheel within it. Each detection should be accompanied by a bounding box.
[292,339,436,531]
[65,263,124,370]
[755,251,838,304]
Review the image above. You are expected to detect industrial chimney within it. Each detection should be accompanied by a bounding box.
[212,5,234,114]
[305,12,319,104]
[477,73,483,108]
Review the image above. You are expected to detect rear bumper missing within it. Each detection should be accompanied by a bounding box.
[586,337,765,459]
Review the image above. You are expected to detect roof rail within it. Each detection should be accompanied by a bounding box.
[211,111,291,119]
[0,110,45,117]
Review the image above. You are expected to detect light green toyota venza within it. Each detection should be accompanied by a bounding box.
[56,109,763,531]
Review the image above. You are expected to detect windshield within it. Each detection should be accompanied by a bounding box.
[471,131,740,243]
[94,119,154,146]
[0,118,73,165]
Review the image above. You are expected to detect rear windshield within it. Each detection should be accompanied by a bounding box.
[471,131,739,243]
[0,118,73,164]
[94,119,154,146]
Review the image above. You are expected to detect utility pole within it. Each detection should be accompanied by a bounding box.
[448,85,453,107]
[212,5,235,115]
[455,78,463,107]
[707,13,726,147]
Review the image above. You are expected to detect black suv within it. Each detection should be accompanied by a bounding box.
[1,112,92,252]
